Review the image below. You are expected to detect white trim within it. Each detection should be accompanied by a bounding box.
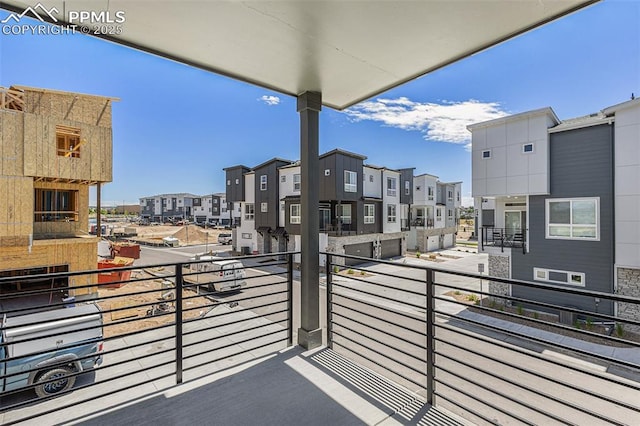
[290,204,301,224]
[533,267,586,287]
[344,170,357,193]
[545,197,599,241]
[364,204,375,224]
[522,143,534,154]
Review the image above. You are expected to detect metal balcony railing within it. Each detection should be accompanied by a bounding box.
[481,226,526,253]
[2,251,640,425]
[324,252,640,425]
[0,253,293,425]
[411,218,435,228]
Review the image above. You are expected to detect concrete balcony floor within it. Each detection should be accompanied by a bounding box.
[7,345,464,426]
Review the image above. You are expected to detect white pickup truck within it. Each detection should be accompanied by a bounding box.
[0,304,103,397]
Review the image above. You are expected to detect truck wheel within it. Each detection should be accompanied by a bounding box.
[34,367,76,398]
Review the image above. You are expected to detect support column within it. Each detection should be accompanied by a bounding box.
[96,183,102,238]
[297,91,322,350]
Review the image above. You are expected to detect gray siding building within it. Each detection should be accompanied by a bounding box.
[470,98,640,320]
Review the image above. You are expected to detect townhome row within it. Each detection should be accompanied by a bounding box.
[224,149,461,265]
[139,192,239,226]
[469,97,640,323]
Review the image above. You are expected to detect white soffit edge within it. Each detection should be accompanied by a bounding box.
[1,0,598,110]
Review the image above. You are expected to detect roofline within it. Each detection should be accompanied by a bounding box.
[252,157,294,170]
[602,97,640,115]
[548,118,613,133]
[467,107,560,131]
[10,85,120,101]
[319,148,367,160]
[223,165,251,172]
[414,173,440,179]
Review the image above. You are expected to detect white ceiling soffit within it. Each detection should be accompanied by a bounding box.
[1,1,598,110]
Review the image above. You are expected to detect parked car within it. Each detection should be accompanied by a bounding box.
[218,233,232,245]
[0,304,103,397]
[185,257,247,292]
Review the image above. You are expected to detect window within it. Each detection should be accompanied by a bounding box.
[235,178,239,184]
[448,209,453,219]
[344,171,357,192]
[482,150,491,159]
[280,201,285,211]
[387,177,396,196]
[416,185,421,191]
[227,180,231,186]
[242,233,252,239]
[260,175,267,191]
[364,204,375,224]
[533,267,586,287]
[293,174,301,191]
[261,202,268,212]
[448,190,453,201]
[428,186,434,200]
[404,181,410,195]
[34,189,79,222]
[281,175,286,183]
[457,191,460,202]
[523,143,534,153]
[387,204,397,223]
[369,175,374,183]
[546,198,598,240]
[56,125,81,158]
[244,203,255,220]
[213,199,217,204]
[337,204,352,224]
[290,204,301,224]
[436,208,442,221]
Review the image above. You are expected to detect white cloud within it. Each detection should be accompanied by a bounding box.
[258,95,281,106]
[344,97,508,144]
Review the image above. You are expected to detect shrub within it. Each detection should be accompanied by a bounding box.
[360,270,366,276]
[516,304,524,316]
[533,311,539,320]
[467,294,479,303]
[586,317,593,330]
[416,251,421,258]
[347,269,354,275]
[333,265,339,274]
[616,323,625,337]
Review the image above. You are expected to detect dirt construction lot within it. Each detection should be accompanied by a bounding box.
[97,268,217,338]
[113,223,229,247]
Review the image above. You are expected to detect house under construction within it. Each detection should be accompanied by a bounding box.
[0,85,116,300]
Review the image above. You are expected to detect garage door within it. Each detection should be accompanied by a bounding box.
[443,233,454,248]
[427,236,439,252]
[380,238,401,259]
[344,242,373,266]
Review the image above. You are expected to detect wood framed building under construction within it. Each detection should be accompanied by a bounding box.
[0,85,116,299]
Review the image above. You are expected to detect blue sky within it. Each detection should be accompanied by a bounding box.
[1,1,638,207]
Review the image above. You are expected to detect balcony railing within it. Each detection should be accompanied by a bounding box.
[481,226,526,253]
[320,223,357,236]
[324,252,640,425]
[0,253,293,425]
[411,218,435,228]
[1,252,639,424]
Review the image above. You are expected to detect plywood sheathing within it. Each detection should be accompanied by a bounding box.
[0,237,99,296]
[0,176,33,242]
